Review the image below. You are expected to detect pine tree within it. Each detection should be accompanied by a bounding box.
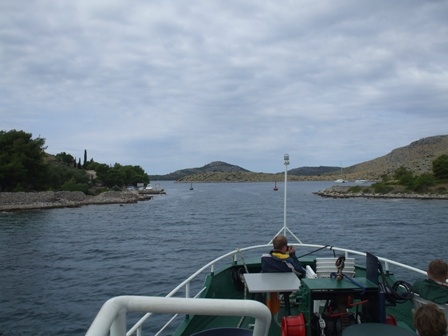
[83,149,87,168]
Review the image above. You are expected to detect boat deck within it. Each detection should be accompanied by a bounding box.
[174,256,415,336]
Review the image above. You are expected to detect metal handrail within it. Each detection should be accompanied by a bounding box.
[89,242,426,336]
[128,244,271,335]
[86,296,271,336]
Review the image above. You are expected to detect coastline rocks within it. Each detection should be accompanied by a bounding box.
[314,186,448,200]
[0,191,153,211]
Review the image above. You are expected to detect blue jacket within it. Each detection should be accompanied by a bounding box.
[261,250,306,277]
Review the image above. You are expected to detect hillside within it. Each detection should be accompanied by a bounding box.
[332,135,448,181]
[151,161,249,180]
[153,135,448,182]
[288,166,340,176]
[152,161,341,182]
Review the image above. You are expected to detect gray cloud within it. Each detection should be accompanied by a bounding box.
[1,0,447,174]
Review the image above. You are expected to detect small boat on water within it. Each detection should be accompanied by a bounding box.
[138,183,166,195]
[86,157,442,336]
[354,179,369,184]
[334,179,348,183]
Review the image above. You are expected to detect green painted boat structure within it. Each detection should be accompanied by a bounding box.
[86,240,425,336]
[171,253,416,336]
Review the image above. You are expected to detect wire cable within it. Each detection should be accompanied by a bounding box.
[377,261,414,305]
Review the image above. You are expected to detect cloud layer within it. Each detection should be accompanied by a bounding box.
[2,1,447,174]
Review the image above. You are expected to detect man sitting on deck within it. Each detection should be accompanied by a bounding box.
[261,235,306,277]
[260,235,305,315]
[412,259,448,304]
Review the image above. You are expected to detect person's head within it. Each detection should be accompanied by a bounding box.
[427,259,448,283]
[273,235,288,252]
[413,303,447,336]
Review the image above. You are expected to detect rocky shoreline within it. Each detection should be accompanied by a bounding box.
[314,186,448,200]
[3,185,446,212]
[0,191,154,212]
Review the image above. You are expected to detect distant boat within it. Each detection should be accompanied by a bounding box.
[189,183,194,190]
[273,181,278,191]
[139,183,166,195]
[355,179,369,184]
[335,163,347,183]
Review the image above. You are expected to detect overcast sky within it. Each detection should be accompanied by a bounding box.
[1,1,447,174]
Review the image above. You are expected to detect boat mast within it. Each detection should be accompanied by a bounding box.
[283,153,289,235]
[270,153,302,244]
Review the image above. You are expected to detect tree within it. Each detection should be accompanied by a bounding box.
[45,162,92,191]
[0,130,49,191]
[432,154,448,179]
[62,177,89,193]
[1,129,151,192]
[55,152,75,166]
[102,164,127,188]
[122,165,150,185]
[83,149,87,168]
[411,173,436,192]
[394,166,414,187]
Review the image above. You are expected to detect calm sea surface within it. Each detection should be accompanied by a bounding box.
[1,181,447,335]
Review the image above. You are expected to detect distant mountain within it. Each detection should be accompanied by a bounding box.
[152,135,448,182]
[152,161,340,181]
[335,135,448,180]
[288,166,340,176]
[151,161,249,180]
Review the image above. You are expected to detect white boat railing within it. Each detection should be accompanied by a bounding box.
[88,243,426,336]
[86,296,271,336]
[128,245,272,336]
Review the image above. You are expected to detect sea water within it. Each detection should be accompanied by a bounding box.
[0,181,447,335]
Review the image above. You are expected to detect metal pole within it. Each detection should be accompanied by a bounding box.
[283,154,289,235]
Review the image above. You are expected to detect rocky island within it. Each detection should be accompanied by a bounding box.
[0,191,153,212]
[314,185,448,200]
